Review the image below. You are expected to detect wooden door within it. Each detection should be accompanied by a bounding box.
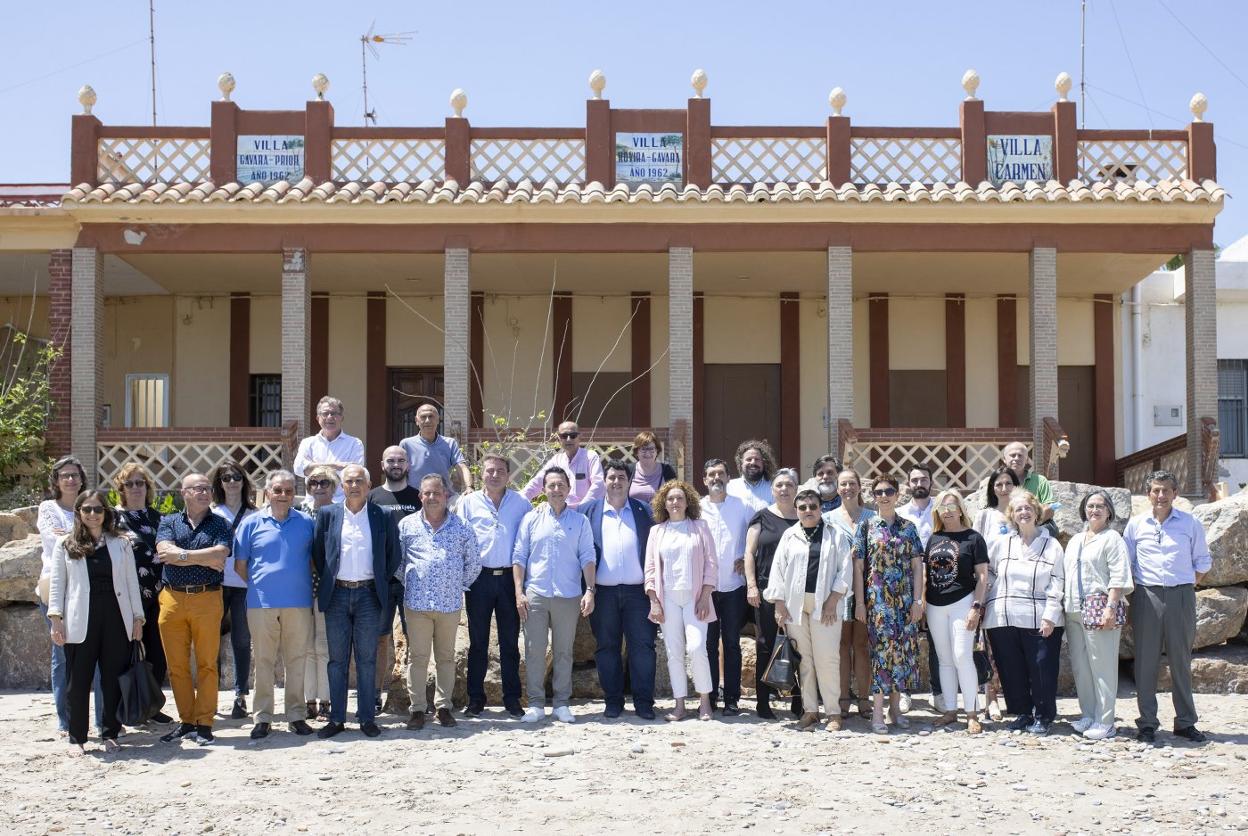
[388,367,445,443]
[1015,364,1096,484]
[703,364,782,470]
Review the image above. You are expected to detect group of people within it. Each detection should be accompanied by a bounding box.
[34,397,1212,754]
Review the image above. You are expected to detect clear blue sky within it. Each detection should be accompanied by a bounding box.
[2,0,1244,245]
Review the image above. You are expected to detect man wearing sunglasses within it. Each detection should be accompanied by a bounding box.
[521,421,605,510]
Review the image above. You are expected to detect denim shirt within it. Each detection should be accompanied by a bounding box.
[512,504,595,599]
[398,511,481,613]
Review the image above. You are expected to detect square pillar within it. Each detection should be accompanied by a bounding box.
[281,249,311,448]
[1185,248,1217,495]
[47,250,72,458]
[70,248,102,485]
[443,248,471,440]
[668,247,694,479]
[826,246,853,456]
[1029,247,1059,473]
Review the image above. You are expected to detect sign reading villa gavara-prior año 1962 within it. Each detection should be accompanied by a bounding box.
[986,135,1053,186]
[236,135,305,185]
[615,133,683,188]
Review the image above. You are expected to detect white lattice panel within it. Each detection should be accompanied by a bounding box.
[97,138,211,184]
[470,139,585,185]
[842,440,1031,493]
[468,438,649,489]
[332,138,445,182]
[851,137,962,184]
[98,440,284,493]
[1077,139,1188,183]
[712,137,825,184]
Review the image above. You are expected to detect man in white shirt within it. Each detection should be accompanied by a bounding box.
[726,439,775,511]
[293,396,365,503]
[521,421,604,509]
[701,458,753,716]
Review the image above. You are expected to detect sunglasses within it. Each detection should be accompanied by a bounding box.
[184,485,211,495]
[122,479,147,489]
[795,503,819,512]
[558,432,580,440]
[269,487,294,496]
[873,487,898,497]
[220,473,244,483]
[308,479,334,489]
[79,506,106,515]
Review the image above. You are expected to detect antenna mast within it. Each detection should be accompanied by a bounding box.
[149,0,158,125]
[1080,0,1087,128]
[359,23,415,125]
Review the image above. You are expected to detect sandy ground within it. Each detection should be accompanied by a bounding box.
[0,688,1246,835]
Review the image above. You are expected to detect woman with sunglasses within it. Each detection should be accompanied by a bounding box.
[209,459,258,720]
[852,474,924,734]
[299,465,339,719]
[46,490,145,755]
[111,463,172,723]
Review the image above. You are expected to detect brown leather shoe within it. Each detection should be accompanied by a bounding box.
[826,716,844,731]
[436,707,457,728]
[406,712,425,731]
[798,712,820,730]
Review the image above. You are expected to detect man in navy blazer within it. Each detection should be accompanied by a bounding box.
[580,459,657,720]
[311,464,401,738]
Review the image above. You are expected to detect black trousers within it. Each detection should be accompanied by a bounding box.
[141,592,167,685]
[65,595,129,743]
[707,586,748,705]
[987,625,1064,722]
[754,598,802,709]
[464,569,521,706]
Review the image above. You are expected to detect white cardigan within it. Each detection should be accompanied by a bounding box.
[47,534,145,645]
[763,522,853,624]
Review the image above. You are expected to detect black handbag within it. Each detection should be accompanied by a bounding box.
[761,626,799,696]
[117,640,166,726]
[972,628,992,687]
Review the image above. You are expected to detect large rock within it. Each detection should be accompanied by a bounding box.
[1119,586,1248,660]
[1048,482,1132,545]
[0,535,41,604]
[0,604,50,688]
[0,512,30,547]
[1193,494,1248,586]
[12,506,38,530]
[1155,643,1248,694]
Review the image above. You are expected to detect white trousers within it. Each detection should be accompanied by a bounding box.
[303,607,330,703]
[926,595,979,714]
[787,592,843,715]
[662,590,712,699]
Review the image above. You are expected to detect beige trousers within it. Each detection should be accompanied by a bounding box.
[247,606,314,723]
[787,592,843,716]
[404,609,460,713]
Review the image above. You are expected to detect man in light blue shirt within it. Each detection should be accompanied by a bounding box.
[233,470,316,740]
[400,403,472,493]
[512,467,596,724]
[1123,469,1212,744]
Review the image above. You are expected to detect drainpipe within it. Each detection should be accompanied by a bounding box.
[1131,283,1145,452]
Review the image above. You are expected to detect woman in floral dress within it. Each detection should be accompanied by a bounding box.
[852,473,925,735]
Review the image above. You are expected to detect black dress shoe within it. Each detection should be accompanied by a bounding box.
[1173,725,1207,743]
[635,707,656,721]
[290,720,314,736]
[150,711,174,724]
[756,702,777,720]
[603,705,623,719]
[790,696,804,719]
[464,701,484,717]
[361,722,382,738]
[1008,715,1034,732]
[1137,727,1157,743]
[230,697,248,720]
[249,722,270,740]
[722,703,740,717]
[317,721,345,739]
[436,708,457,728]
[505,702,524,718]
[161,723,196,742]
[406,712,426,730]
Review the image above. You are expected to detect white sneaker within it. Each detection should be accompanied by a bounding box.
[1071,716,1095,734]
[553,706,576,724]
[898,693,912,713]
[1083,723,1116,741]
[521,707,546,723]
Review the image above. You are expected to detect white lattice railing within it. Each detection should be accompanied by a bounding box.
[97,137,211,185]
[712,137,826,184]
[851,136,962,185]
[97,426,297,494]
[331,138,445,182]
[839,424,1031,493]
[465,427,672,489]
[1077,139,1188,183]
[470,138,585,185]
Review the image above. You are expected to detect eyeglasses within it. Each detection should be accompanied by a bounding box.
[558,432,580,440]
[795,503,819,512]
[938,504,961,513]
[637,445,657,453]
[122,479,147,489]
[79,506,106,515]
[308,479,333,489]
[873,487,898,497]
[57,472,81,481]
[220,473,244,484]
[184,485,211,495]
[318,410,343,418]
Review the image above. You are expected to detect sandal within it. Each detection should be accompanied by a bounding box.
[872,721,889,735]
[102,738,120,753]
[933,711,959,728]
[889,710,911,729]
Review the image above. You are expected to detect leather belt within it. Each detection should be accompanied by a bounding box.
[168,583,221,594]
[336,579,372,589]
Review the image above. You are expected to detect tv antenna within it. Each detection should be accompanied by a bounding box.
[360,22,415,125]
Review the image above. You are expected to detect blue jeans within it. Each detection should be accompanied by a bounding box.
[222,586,251,696]
[589,583,656,712]
[464,569,521,706]
[41,603,102,732]
[707,586,748,705]
[324,584,381,725]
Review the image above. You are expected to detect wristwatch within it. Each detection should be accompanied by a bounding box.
[178,550,188,562]
[970,601,984,611]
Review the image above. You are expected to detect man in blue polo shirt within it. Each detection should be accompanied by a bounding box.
[400,403,473,494]
[233,470,317,740]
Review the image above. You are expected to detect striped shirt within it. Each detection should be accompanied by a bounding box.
[984,529,1065,629]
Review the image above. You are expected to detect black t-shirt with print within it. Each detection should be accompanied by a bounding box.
[924,529,989,607]
[368,485,422,519]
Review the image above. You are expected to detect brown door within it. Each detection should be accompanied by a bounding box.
[703,364,782,470]
[388,367,445,443]
[1016,365,1096,484]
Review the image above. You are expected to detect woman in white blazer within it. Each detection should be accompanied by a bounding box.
[47,490,145,755]
[764,489,853,731]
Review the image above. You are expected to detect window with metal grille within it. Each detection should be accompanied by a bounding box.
[249,374,282,428]
[125,374,169,428]
[1218,360,1247,457]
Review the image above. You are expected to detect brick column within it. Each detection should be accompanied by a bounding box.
[668,247,694,479]
[70,248,102,485]
[826,246,853,456]
[1185,248,1217,495]
[281,249,311,451]
[46,250,72,458]
[1029,247,1058,473]
[443,248,471,440]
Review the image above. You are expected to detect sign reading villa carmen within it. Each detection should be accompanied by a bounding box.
[615,133,683,188]
[986,135,1053,186]
[236,135,305,185]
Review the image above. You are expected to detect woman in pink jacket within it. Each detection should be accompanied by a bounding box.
[645,480,719,721]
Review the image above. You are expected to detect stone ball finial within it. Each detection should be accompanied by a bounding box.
[828,86,847,116]
[312,73,329,101]
[961,69,980,100]
[1055,72,1072,102]
[78,84,97,115]
[218,72,236,102]
[450,88,468,117]
[589,69,606,99]
[1190,92,1208,122]
[691,68,708,98]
